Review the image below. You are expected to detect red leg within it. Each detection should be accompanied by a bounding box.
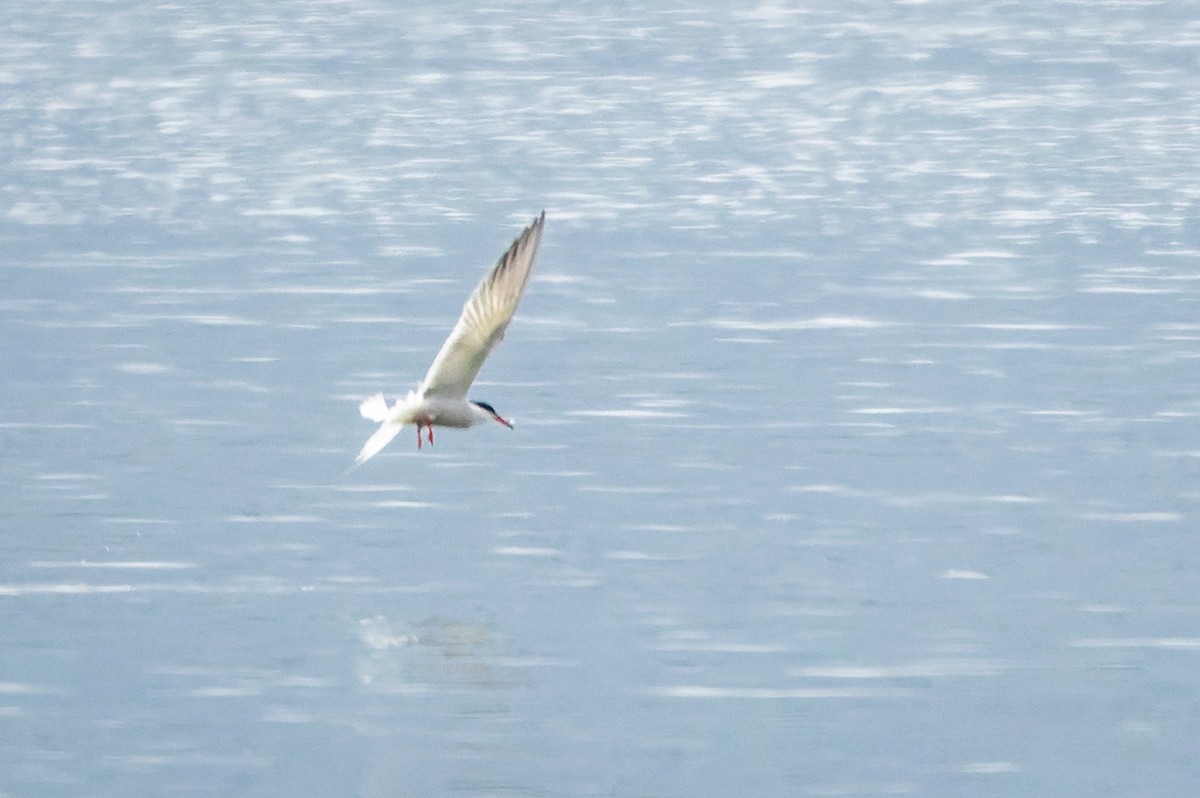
[416,423,423,449]
[428,425,434,446]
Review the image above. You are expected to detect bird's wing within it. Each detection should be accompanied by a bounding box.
[355,421,404,465]
[419,211,545,399]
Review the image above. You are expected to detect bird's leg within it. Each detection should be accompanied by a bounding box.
[416,423,423,449]
[428,425,434,446]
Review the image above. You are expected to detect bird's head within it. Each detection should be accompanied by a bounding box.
[471,400,514,429]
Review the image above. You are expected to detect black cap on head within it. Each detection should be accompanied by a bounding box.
[472,400,513,428]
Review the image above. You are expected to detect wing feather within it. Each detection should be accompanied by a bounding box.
[355,422,403,465]
[419,212,545,398]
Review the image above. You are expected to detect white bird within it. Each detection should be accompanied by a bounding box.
[354,211,545,464]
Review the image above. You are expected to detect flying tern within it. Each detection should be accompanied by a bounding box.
[354,211,545,464]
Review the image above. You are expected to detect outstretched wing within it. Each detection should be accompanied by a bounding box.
[419,211,545,399]
[355,421,403,465]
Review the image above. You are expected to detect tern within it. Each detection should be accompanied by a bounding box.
[354,211,545,464]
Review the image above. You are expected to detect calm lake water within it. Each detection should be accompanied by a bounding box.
[3,2,1199,796]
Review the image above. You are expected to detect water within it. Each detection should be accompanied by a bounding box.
[3,1,1199,795]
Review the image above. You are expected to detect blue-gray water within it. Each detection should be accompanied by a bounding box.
[3,2,1198,796]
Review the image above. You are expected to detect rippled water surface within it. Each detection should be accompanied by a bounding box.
[3,2,1199,796]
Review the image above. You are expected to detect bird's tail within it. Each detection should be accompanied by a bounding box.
[355,422,403,465]
[359,392,391,422]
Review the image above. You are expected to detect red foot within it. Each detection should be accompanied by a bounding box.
[416,422,435,450]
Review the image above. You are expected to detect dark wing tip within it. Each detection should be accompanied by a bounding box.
[521,210,546,244]
[521,210,545,239]
[490,211,545,286]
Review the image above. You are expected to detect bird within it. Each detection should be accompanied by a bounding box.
[354,211,545,464]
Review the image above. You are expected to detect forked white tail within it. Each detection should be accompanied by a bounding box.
[359,392,390,422]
